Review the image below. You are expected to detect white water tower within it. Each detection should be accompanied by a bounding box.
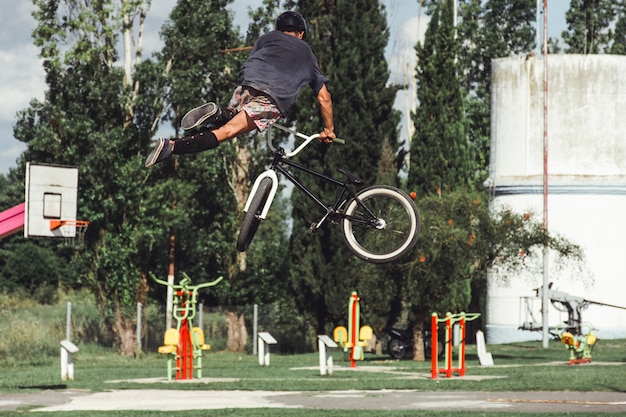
[486,55,626,344]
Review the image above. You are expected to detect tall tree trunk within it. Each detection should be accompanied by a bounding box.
[166,227,176,329]
[231,145,252,272]
[114,305,136,355]
[412,312,426,361]
[225,311,248,352]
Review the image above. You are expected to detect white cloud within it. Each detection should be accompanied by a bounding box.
[0,125,26,175]
[0,1,37,45]
[0,139,27,160]
[0,1,44,173]
[0,49,46,124]
[141,0,176,56]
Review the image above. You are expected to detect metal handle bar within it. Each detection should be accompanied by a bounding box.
[269,123,344,158]
[150,272,223,290]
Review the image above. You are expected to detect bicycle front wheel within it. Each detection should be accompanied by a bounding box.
[341,186,420,263]
[237,177,273,252]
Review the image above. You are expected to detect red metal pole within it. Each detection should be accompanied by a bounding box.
[446,313,452,378]
[431,313,438,379]
[350,293,358,368]
[459,314,466,376]
[178,320,193,379]
[187,320,193,378]
[176,289,194,380]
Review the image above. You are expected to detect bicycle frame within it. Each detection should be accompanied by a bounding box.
[239,123,420,263]
[244,124,374,230]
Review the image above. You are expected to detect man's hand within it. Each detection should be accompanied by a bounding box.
[319,127,336,143]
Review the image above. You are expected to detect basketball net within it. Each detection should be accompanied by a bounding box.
[49,220,90,249]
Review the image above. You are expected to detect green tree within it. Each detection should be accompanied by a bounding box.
[156,0,299,352]
[456,0,536,186]
[286,0,402,336]
[152,0,240,338]
[0,169,25,212]
[403,190,583,360]
[562,0,617,54]
[405,0,471,359]
[404,0,547,361]
[609,6,626,55]
[409,0,470,197]
[14,0,168,354]
[0,162,64,302]
[245,0,281,44]
[1,242,67,304]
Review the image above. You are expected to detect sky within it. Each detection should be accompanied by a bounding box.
[0,0,569,176]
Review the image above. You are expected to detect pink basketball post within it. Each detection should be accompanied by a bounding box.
[0,203,25,239]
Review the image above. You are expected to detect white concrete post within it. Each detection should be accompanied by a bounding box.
[253,304,258,355]
[60,340,78,381]
[318,338,327,376]
[317,335,337,376]
[258,338,266,366]
[476,330,494,366]
[257,332,277,366]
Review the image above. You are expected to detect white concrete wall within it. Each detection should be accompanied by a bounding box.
[487,55,626,344]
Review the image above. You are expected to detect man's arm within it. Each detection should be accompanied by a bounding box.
[317,84,335,142]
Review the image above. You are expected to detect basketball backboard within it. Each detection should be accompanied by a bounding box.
[24,163,79,238]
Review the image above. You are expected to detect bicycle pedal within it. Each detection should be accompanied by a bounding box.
[308,223,317,234]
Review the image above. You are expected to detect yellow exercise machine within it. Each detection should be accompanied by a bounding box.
[333,292,373,368]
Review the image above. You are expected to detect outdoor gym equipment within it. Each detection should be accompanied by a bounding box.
[431,312,481,379]
[560,323,597,365]
[237,123,420,263]
[333,291,373,368]
[520,284,626,339]
[151,272,222,380]
[519,284,626,364]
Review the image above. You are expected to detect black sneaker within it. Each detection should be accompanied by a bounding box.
[181,103,236,131]
[181,102,218,131]
[145,138,173,167]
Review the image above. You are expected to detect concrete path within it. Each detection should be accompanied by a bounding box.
[4,363,626,413]
[3,388,626,413]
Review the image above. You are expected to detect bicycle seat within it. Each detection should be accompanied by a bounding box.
[338,168,364,185]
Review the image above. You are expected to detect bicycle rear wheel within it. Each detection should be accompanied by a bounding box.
[341,186,420,263]
[237,177,273,252]
[388,338,409,360]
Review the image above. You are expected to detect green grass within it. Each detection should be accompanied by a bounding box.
[0,339,624,416]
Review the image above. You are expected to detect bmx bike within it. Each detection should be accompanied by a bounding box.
[237,124,421,264]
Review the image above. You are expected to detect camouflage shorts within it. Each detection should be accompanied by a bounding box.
[227,86,283,131]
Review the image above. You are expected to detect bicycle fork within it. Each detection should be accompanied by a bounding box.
[243,170,279,220]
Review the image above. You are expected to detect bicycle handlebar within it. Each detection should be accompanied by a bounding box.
[269,123,345,158]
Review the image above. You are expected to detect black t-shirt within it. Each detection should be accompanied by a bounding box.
[239,30,329,116]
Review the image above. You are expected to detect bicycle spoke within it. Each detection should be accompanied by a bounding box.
[342,186,420,263]
[352,196,410,253]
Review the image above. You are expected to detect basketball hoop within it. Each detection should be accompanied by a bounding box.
[49,220,90,249]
